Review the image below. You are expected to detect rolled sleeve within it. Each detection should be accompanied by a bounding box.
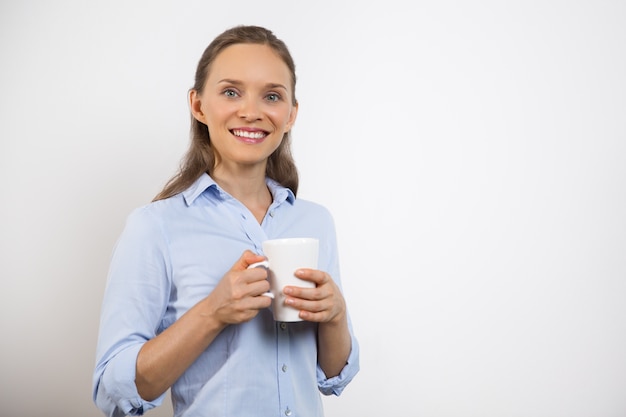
[317,333,360,396]
[93,206,171,416]
[94,344,165,416]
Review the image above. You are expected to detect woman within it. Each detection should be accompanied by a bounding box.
[93,25,359,417]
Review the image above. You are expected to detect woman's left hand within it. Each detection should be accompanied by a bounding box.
[283,269,346,323]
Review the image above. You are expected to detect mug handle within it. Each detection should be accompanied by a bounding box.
[247,261,274,299]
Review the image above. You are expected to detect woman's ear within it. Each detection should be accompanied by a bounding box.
[285,101,299,133]
[189,90,206,123]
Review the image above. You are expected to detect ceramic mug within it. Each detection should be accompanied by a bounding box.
[248,237,319,322]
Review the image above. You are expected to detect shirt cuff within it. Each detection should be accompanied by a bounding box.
[98,344,165,415]
[317,336,360,396]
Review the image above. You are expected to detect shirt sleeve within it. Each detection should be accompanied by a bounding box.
[93,206,171,416]
[313,204,361,396]
[316,325,361,396]
[94,344,166,416]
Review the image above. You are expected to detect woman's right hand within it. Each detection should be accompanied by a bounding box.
[204,250,273,326]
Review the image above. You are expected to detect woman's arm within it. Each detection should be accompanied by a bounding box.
[136,251,272,400]
[284,269,352,378]
[316,310,352,378]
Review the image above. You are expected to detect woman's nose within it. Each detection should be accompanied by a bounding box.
[238,97,262,121]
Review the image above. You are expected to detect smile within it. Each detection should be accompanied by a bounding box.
[231,129,268,140]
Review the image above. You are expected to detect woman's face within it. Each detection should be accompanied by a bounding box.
[190,43,298,173]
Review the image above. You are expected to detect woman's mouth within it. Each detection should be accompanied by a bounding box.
[231,129,268,142]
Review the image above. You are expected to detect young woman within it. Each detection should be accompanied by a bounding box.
[93,25,359,417]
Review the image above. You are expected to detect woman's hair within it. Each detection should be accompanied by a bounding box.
[153,25,299,201]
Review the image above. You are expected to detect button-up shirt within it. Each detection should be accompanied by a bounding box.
[93,173,360,417]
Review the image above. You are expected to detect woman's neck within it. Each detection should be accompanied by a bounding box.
[212,165,272,224]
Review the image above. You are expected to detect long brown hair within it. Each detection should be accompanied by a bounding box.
[153,25,299,201]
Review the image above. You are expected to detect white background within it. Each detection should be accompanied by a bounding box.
[1,1,625,416]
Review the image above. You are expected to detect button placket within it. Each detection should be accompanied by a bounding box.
[231,200,267,252]
[276,320,294,416]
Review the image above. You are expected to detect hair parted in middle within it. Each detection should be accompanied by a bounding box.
[154,25,299,202]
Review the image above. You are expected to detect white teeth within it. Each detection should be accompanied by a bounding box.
[232,129,266,139]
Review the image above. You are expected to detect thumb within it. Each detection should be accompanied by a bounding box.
[234,250,266,271]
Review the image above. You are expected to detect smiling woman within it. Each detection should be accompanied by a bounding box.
[154,26,301,202]
[189,43,298,183]
[92,25,360,417]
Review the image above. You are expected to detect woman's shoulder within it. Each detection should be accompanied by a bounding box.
[292,196,335,222]
[293,194,328,209]
[125,193,187,224]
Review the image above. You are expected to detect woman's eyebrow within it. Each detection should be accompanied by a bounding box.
[217,79,287,91]
[217,78,243,86]
[265,83,288,91]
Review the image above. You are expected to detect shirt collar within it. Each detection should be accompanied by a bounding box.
[267,177,296,205]
[182,173,218,206]
[182,173,296,206]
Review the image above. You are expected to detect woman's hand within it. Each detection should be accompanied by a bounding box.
[283,269,346,323]
[204,250,273,326]
[284,268,352,377]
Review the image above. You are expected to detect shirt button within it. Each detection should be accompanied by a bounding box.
[280,322,287,330]
[285,408,292,416]
[282,364,288,372]
[269,211,275,217]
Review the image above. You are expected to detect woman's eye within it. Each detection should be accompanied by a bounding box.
[223,89,238,98]
[266,93,280,102]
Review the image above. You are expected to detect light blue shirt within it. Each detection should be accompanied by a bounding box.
[93,174,360,417]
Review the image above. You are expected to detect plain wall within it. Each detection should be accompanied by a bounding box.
[1,1,625,416]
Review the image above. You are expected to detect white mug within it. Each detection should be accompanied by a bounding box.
[248,237,319,322]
